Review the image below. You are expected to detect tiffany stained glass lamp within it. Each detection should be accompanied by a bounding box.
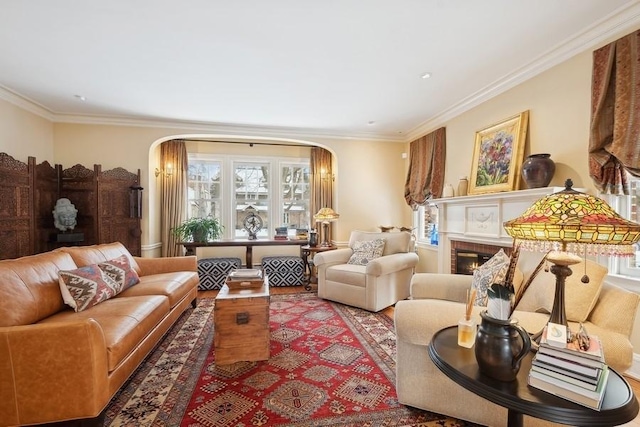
[503,179,640,326]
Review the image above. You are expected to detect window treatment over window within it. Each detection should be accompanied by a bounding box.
[160,139,188,257]
[310,146,333,227]
[589,29,640,195]
[404,127,446,209]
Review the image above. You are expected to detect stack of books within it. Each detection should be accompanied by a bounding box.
[274,227,288,240]
[528,323,609,410]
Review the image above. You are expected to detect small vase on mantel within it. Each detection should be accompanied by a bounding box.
[521,153,555,188]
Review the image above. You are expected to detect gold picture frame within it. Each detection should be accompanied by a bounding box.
[468,111,529,195]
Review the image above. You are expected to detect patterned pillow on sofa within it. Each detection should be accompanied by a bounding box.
[58,264,120,312]
[98,254,140,291]
[347,238,386,265]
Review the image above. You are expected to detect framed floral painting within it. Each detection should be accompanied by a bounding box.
[468,111,529,195]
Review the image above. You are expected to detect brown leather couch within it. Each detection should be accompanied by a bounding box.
[0,242,199,426]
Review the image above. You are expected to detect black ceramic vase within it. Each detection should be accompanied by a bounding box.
[521,153,555,188]
[474,311,531,382]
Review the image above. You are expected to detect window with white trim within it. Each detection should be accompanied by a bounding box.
[607,177,640,279]
[414,203,438,245]
[187,154,310,239]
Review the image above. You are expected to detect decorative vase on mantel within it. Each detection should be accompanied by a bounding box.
[521,153,555,188]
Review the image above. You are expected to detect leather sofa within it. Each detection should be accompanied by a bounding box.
[394,251,639,427]
[0,242,199,426]
[314,230,419,312]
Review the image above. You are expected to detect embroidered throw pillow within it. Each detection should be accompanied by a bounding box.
[98,254,140,291]
[58,264,120,312]
[347,238,386,265]
[471,249,510,306]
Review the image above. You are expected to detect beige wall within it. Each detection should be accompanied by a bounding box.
[435,48,594,195]
[0,99,54,161]
[50,124,411,254]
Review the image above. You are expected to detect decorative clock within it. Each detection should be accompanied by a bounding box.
[243,206,263,240]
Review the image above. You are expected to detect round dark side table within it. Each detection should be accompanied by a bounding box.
[428,326,638,427]
[300,245,336,290]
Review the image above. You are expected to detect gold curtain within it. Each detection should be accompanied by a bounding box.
[589,29,640,195]
[404,127,446,209]
[310,147,333,235]
[160,140,188,257]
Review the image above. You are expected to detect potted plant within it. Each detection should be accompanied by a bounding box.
[171,216,224,242]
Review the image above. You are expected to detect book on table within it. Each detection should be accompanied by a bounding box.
[540,325,605,363]
[533,352,603,378]
[528,365,610,410]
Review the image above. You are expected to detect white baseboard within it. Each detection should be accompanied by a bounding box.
[625,353,640,380]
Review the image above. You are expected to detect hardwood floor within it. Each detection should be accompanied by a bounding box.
[199,286,640,426]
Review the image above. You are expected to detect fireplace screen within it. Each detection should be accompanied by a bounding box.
[455,250,494,275]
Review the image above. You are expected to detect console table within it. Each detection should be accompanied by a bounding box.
[428,326,638,427]
[181,239,308,268]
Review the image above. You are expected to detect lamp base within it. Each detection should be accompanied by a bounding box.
[320,221,331,247]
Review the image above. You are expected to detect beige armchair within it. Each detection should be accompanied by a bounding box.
[394,251,640,427]
[313,230,418,312]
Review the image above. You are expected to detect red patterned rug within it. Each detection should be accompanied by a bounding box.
[105,293,477,426]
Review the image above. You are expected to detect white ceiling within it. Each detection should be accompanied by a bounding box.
[1,0,640,141]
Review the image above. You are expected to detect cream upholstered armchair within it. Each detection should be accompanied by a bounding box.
[313,230,419,312]
[394,251,640,427]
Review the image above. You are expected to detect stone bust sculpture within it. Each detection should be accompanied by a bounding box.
[53,198,78,231]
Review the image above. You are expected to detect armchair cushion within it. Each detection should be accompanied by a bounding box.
[347,238,386,265]
[515,259,606,322]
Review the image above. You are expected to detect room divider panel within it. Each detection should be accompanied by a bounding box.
[0,152,142,260]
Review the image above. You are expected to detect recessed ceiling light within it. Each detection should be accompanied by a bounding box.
[74,94,86,101]
[420,72,432,79]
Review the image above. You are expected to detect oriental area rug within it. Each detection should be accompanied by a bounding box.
[105,293,476,426]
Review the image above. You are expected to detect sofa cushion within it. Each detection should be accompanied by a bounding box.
[348,230,410,256]
[40,295,170,372]
[348,238,386,265]
[515,259,606,322]
[98,254,140,291]
[0,251,77,326]
[58,264,121,312]
[471,249,510,306]
[58,242,141,275]
[117,271,199,307]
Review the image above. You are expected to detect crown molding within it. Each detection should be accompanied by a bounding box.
[405,1,640,142]
[0,85,55,121]
[52,113,405,143]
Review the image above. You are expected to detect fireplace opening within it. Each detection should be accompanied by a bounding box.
[455,250,495,275]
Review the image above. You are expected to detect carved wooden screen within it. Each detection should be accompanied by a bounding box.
[97,166,142,256]
[0,153,34,259]
[60,164,98,248]
[34,161,59,253]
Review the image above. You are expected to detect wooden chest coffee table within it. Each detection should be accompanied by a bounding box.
[214,277,270,365]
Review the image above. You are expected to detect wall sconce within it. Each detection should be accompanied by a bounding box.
[320,168,335,182]
[155,163,173,178]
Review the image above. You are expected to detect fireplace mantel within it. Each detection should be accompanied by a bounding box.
[432,186,584,273]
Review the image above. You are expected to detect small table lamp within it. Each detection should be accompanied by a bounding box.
[314,207,340,247]
[503,179,640,327]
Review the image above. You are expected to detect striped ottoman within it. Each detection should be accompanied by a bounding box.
[261,256,305,287]
[197,257,242,290]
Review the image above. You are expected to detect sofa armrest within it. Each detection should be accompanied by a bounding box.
[410,273,473,303]
[0,319,109,424]
[134,256,197,276]
[365,252,418,276]
[313,248,352,267]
